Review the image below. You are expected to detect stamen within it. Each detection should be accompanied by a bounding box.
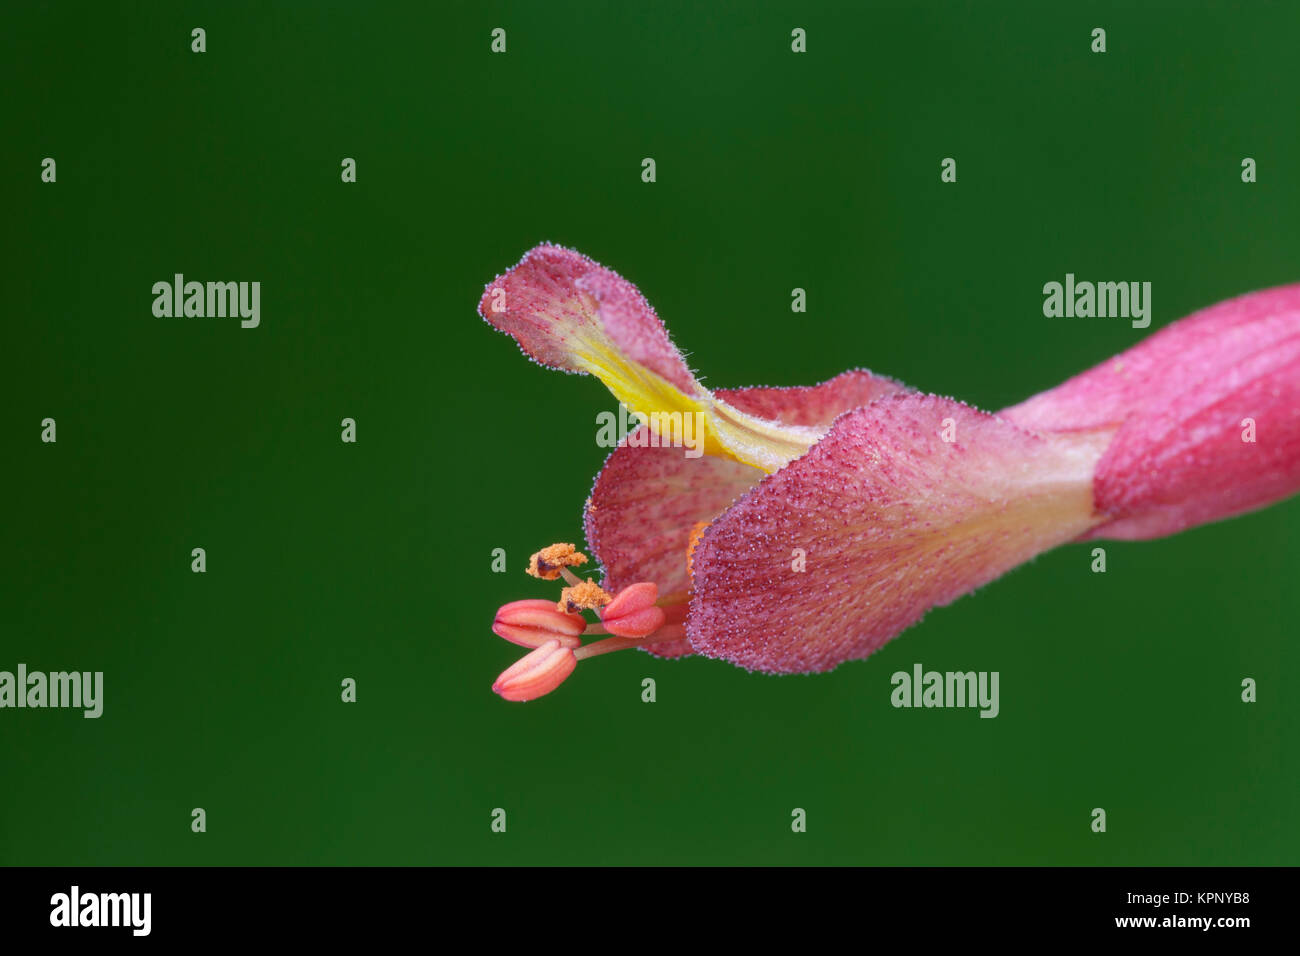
[492,599,586,649]
[492,639,578,701]
[573,636,641,661]
[527,543,589,580]
[600,582,665,637]
[573,624,688,661]
[557,578,612,613]
[489,540,695,701]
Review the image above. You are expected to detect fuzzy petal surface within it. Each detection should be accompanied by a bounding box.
[584,370,913,659]
[480,244,829,472]
[687,394,1111,673]
[1003,283,1300,538]
[717,369,912,427]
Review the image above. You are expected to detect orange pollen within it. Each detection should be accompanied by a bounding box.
[527,542,589,580]
[489,536,699,702]
[686,521,710,579]
[558,579,612,613]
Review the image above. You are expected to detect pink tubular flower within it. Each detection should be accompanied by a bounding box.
[479,244,1300,693]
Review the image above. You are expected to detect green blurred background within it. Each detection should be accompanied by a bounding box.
[3,0,1296,865]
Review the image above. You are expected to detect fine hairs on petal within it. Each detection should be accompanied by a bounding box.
[482,244,1300,693]
[687,394,1114,674]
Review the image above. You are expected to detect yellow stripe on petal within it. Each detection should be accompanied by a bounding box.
[481,244,824,473]
[575,339,823,472]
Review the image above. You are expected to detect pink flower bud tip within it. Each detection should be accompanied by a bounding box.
[491,599,586,649]
[600,582,666,638]
[492,639,578,702]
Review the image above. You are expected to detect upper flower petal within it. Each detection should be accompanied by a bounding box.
[480,244,830,473]
[686,394,1113,674]
[716,369,912,428]
[479,243,698,391]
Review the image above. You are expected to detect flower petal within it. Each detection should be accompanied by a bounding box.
[584,435,761,598]
[584,368,915,592]
[1090,338,1300,539]
[1003,283,1300,539]
[1003,283,1300,433]
[480,244,829,472]
[687,394,1112,674]
[717,369,912,427]
[584,370,913,660]
[479,243,697,391]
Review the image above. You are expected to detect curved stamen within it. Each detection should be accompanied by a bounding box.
[490,541,694,700]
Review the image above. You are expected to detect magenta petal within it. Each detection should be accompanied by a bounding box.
[1091,342,1300,539]
[1003,283,1300,433]
[584,369,916,660]
[687,394,1109,674]
[1003,283,1300,539]
[584,370,917,595]
[716,368,912,427]
[584,434,762,599]
[478,243,698,393]
[635,629,695,660]
[583,443,756,661]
